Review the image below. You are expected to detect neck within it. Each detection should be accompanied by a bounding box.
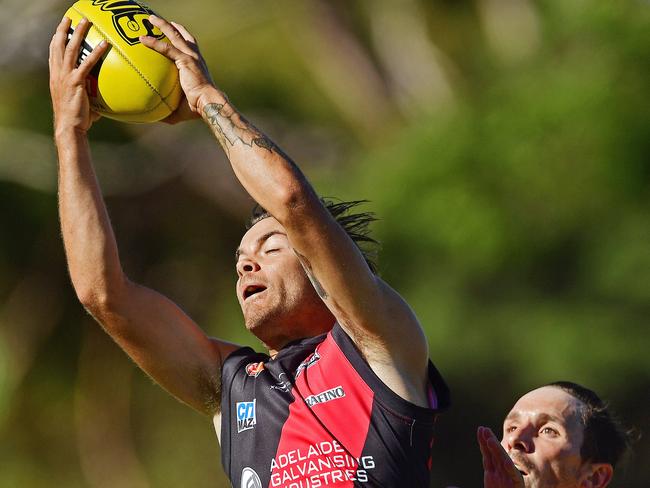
[264,319,336,357]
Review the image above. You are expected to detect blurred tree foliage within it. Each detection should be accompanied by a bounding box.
[0,0,647,486]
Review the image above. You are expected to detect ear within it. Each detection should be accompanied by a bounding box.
[579,463,614,488]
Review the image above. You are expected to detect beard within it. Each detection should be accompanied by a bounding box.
[240,282,333,351]
[244,302,281,335]
[241,290,304,348]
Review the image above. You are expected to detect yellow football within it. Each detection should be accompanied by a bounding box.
[64,0,181,123]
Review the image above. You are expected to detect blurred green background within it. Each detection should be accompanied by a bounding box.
[0,0,648,486]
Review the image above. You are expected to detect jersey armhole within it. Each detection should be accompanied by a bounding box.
[330,323,451,420]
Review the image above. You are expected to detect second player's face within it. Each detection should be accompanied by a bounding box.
[235,217,325,346]
[500,386,587,488]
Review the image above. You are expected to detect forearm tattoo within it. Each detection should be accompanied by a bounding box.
[203,103,292,161]
[294,250,329,300]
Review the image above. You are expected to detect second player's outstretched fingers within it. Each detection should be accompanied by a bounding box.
[478,426,526,488]
[478,427,495,472]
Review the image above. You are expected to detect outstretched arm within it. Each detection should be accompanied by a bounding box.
[477,427,525,488]
[49,16,240,416]
[142,17,430,406]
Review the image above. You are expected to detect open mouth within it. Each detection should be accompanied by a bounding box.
[514,465,528,477]
[243,284,267,300]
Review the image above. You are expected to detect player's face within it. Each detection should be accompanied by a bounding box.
[235,217,328,347]
[501,387,588,488]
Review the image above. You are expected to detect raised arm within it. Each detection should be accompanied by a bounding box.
[142,16,430,406]
[49,16,239,416]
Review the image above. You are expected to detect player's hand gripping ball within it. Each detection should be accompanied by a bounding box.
[64,0,181,123]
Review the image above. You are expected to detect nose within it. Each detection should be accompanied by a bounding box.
[504,425,534,453]
[236,257,261,277]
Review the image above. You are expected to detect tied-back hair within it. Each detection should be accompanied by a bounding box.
[547,381,635,468]
[246,198,380,274]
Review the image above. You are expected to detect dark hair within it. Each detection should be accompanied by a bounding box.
[547,381,632,468]
[246,198,379,274]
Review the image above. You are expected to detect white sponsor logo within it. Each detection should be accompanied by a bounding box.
[269,440,376,487]
[304,386,345,408]
[236,400,256,433]
[241,467,262,488]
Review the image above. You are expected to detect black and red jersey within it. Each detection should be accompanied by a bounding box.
[220,323,450,488]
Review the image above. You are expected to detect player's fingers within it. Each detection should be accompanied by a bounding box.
[485,434,505,461]
[478,427,495,472]
[487,437,510,481]
[487,435,520,483]
[487,429,512,471]
[496,448,521,483]
[147,15,195,56]
[76,40,109,78]
[139,34,187,61]
[64,17,91,69]
[49,16,72,68]
[491,438,510,468]
[170,21,197,45]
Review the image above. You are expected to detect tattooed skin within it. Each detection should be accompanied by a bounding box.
[294,250,329,300]
[204,102,295,162]
[252,136,275,151]
[204,103,247,156]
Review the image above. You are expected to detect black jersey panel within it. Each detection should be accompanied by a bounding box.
[356,399,437,487]
[220,346,268,483]
[219,326,450,488]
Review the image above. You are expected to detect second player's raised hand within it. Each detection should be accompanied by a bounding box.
[140,15,220,123]
[477,426,526,488]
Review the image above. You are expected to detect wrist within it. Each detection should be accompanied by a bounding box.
[195,86,228,115]
[54,124,89,144]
